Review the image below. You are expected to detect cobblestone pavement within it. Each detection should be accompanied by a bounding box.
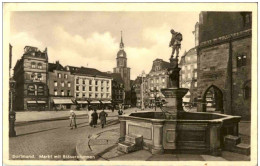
[9,108,138,161]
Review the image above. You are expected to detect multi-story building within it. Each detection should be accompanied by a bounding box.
[197,12,252,120]
[179,48,198,104]
[13,46,49,111]
[113,32,131,104]
[68,66,112,109]
[107,73,124,106]
[146,59,171,105]
[48,61,75,110]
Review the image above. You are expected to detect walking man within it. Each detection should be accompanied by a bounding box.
[69,110,77,129]
[91,109,98,128]
[99,109,108,128]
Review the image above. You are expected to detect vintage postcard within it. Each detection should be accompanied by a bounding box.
[3,2,257,166]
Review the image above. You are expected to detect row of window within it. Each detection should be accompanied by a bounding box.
[54,81,71,87]
[182,64,197,71]
[57,73,68,79]
[31,62,43,69]
[150,78,165,84]
[31,73,43,81]
[54,90,71,96]
[76,93,110,98]
[182,72,197,80]
[76,86,110,92]
[76,79,110,86]
[181,82,197,88]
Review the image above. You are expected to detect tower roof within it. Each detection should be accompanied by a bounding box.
[117,31,127,58]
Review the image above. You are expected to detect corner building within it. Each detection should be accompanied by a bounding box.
[13,46,49,111]
[197,12,252,120]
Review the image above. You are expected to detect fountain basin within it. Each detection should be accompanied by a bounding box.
[118,111,241,155]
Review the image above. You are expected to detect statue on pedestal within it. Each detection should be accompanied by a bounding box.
[169,29,182,59]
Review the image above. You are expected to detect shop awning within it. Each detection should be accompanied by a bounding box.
[27,101,37,104]
[101,101,111,104]
[90,100,100,104]
[53,99,73,104]
[37,101,46,104]
[77,100,89,104]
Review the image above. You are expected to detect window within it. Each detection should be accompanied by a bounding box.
[89,87,92,91]
[101,87,104,92]
[237,55,247,67]
[76,93,79,97]
[67,90,70,96]
[83,93,86,97]
[95,81,98,85]
[54,90,57,96]
[28,85,35,95]
[95,94,98,98]
[107,87,109,92]
[37,85,44,96]
[89,80,92,85]
[31,62,36,69]
[76,78,79,84]
[76,86,79,91]
[83,80,85,84]
[101,81,103,86]
[54,81,57,87]
[58,73,61,78]
[195,82,197,87]
[61,82,64,87]
[95,87,98,91]
[37,63,42,69]
[162,78,165,83]
[151,80,154,84]
[194,64,197,69]
[156,79,159,83]
[68,82,71,87]
[61,90,64,96]
[194,72,197,78]
[82,86,86,91]
[188,73,191,78]
[188,65,191,70]
[64,74,68,79]
[89,93,93,98]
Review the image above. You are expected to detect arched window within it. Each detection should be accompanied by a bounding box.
[31,62,36,69]
[37,63,42,69]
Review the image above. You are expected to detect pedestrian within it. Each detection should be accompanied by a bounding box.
[88,108,94,126]
[99,109,108,128]
[91,109,98,128]
[118,105,123,115]
[69,110,77,129]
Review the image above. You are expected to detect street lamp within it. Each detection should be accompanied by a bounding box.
[140,71,145,110]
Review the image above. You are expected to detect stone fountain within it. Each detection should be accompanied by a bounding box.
[117,29,241,156]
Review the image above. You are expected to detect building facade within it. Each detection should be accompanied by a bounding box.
[13,46,49,111]
[179,48,198,104]
[69,66,112,109]
[197,12,252,120]
[48,61,75,110]
[146,59,171,106]
[113,32,131,104]
[108,73,125,106]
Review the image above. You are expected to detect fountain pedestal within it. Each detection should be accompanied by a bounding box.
[160,58,188,150]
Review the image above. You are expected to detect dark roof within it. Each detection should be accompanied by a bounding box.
[133,76,142,85]
[150,59,171,73]
[107,73,124,84]
[68,66,111,78]
[48,62,65,72]
[117,50,126,57]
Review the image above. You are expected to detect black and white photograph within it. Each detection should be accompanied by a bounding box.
[3,2,257,165]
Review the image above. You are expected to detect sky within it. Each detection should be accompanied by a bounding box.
[10,11,199,80]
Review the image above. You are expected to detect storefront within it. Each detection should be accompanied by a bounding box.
[89,100,101,110]
[76,100,89,109]
[100,100,112,109]
[52,98,74,110]
[26,100,47,111]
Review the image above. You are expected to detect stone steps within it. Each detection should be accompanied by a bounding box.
[118,135,143,153]
[224,135,250,156]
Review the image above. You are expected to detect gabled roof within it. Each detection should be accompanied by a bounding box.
[48,62,65,72]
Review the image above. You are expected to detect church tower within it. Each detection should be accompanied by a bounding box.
[113,31,131,92]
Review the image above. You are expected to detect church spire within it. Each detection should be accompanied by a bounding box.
[120,31,124,50]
